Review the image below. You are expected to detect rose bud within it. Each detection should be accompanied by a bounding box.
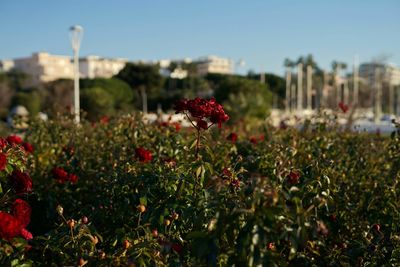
[123,239,131,249]
[137,204,146,213]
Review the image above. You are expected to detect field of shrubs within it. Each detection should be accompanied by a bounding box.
[1,98,400,266]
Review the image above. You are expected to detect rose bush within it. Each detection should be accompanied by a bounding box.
[0,136,34,266]
[0,99,399,266]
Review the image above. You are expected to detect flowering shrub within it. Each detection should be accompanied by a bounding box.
[0,106,399,266]
[0,135,34,266]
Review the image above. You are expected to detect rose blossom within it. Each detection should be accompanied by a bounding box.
[135,147,153,163]
[0,153,7,171]
[6,135,23,145]
[10,170,33,194]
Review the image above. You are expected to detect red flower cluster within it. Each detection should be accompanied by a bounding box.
[174,97,229,128]
[2,136,34,154]
[338,102,349,113]
[100,116,109,125]
[0,199,32,240]
[249,134,265,145]
[6,135,23,145]
[135,147,153,163]
[52,167,79,184]
[10,170,33,194]
[226,132,238,143]
[0,153,7,171]
[250,137,258,144]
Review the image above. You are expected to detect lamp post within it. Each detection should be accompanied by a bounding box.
[69,25,83,123]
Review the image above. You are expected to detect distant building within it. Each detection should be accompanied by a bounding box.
[0,60,14,72]
[359,63,400,86]
[2,53,235,85]
[13,52,74,86]
[79,56,127,79]
[196,55,234,76]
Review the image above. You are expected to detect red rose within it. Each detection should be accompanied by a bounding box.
[0,153,7,171]
[22,142,34,153]
[68,173,79,184]
[10,170,33,194]
[173,122,181,132]
[0,212,23,240]
[287,170,300,185]
[231,179,240,188]
[0,138,6,150]
[52,167,69,183]
[12,199,31,228]
[372,224,381,232]
[6,135,23,145]
[226,132,238,143]
[222,167,232,178]
[338,102,349,113]
[135,147,152,163]
[20,228,33,240]
[250,137,258,144]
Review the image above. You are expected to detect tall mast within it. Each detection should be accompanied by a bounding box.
[291,83,296,112]
[374,67,382,123]
[285,67,292,113]
[297,63,303,110]
[336,65,341,104]
[388,66,394,114]
[322,70,328,108]
[306,65,312,110]
[353,55,359,106]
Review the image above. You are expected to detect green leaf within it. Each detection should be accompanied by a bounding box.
[5,164,14,174]
[196,166,202,179]
[139,196,147,206]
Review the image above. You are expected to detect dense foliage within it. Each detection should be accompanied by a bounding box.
[0,106,400,266]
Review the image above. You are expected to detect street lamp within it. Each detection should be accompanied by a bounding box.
[69,25,83,123]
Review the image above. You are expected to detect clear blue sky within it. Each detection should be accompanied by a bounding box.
[0,0,399,75]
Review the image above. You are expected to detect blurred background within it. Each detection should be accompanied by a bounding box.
[0,0,399,129]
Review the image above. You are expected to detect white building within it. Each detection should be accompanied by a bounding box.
[0,60,15,72]
[196,55,234,76]
[359,63,400,86]
[13,52,74,86]
[79,56,127,79]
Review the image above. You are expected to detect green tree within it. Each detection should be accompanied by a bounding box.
[6,70,29,90]
[80,78,134,111]
[12,90,41,115]
[247,72,285,107]
[0,73,15,118]
[115,63,164,111]
[43,79,74,115]
[81,87,114,120]
[213,76,272,122]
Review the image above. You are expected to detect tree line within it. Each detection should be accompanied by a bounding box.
[0,62,285,123]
